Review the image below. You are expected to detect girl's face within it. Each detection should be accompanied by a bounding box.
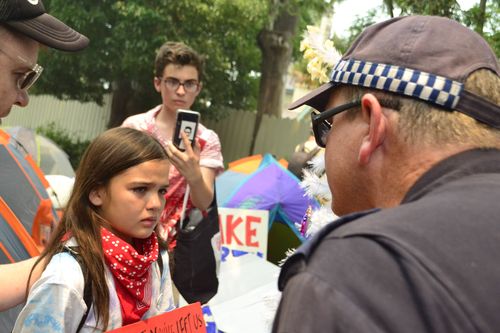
[89,159,170,244]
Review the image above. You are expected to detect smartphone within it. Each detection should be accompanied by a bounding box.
[172,109,200,151]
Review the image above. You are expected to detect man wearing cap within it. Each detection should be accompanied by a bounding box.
[0,0,88,118]
[273,15,500,332]
[0,0,88,311]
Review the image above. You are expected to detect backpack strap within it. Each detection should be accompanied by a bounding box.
[63,246,92,332]
[157,250,164,277]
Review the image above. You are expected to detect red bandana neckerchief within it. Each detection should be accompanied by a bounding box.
[101,228,159,326]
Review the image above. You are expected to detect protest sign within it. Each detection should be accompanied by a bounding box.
[106,302,206,333]
[218,208,268,258]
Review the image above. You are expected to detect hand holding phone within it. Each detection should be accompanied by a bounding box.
[172,109,200,151]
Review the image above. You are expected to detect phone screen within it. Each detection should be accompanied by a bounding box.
[173,109,200,151]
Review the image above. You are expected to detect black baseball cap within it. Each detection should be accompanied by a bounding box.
[290,16,500,130]
[0,0,89,51]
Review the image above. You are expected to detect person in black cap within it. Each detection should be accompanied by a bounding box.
[0,0,88,118]
[273,15,500,332]
[0,0,88,312]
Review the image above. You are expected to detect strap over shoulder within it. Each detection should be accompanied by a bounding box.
[62,246,92,332]
[173,184,219,304]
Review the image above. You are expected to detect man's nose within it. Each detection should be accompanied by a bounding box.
[15,89,29,107]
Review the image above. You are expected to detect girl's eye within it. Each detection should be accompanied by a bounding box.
[132,187,147,193]
[159,188,167,195]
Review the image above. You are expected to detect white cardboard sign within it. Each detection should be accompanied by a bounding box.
[218,208,269,258]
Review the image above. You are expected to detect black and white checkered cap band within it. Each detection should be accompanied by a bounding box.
[331,59,463,110]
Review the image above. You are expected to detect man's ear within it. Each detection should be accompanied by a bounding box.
[153,77,162,93]
[358,94,387,165]
[89,188,104,207]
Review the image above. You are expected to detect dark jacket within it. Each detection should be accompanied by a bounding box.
[273,149,500,333]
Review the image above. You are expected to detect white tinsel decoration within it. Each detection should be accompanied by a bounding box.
[302,154,338,237]
[300,25,342,83]
[278,248,297,266]
[279,24,341,266]
[280,154,338,266]
[300,154,331,202]
[307,205,337,238]
[308,152,326,174]
[300,169,331,202]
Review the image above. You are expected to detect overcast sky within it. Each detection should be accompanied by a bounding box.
[331,0,479,38]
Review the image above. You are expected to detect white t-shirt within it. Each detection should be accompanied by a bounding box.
[13,242,175,333]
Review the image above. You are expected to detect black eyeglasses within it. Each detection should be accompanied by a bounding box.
[310,100,361,148]
[0,47,43,90]
[161,77,199,93]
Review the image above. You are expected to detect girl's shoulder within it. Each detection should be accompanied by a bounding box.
[13,252,90,333]
[37,249,86,294]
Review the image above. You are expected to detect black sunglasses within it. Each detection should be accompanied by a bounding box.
[310,100,361,148]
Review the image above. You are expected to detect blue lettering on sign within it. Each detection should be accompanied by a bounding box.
[220,246,263,262]
[202,306,224,333]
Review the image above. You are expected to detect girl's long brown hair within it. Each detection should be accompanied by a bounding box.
[28,127,169,331]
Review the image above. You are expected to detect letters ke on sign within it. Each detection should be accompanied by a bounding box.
[106,302,206,333]
[218,208,269,257]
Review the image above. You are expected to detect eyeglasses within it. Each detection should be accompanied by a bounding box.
[310,100,361,148]
[0,47,43,90]
[161,77,199,93]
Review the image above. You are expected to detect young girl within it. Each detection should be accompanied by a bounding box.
[13,127,176,332]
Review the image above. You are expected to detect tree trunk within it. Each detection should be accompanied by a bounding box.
[477,0,487,34]
[383,0,395,17]
[250,2,298,155]
[107,80,143,129]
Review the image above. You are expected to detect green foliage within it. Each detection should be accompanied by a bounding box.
[295,0,499,90]
[392,0,461,17]
[34,0,269,118]
[340,0,499,57]
[36,123,91,169]
[462,0,500,57]
[339,9,379,53]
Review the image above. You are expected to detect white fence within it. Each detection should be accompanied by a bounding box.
[3,94,312,164]
[3,94,112,142]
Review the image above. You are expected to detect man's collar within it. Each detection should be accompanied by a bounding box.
[278,208,380,290]
[403,148,500,203]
